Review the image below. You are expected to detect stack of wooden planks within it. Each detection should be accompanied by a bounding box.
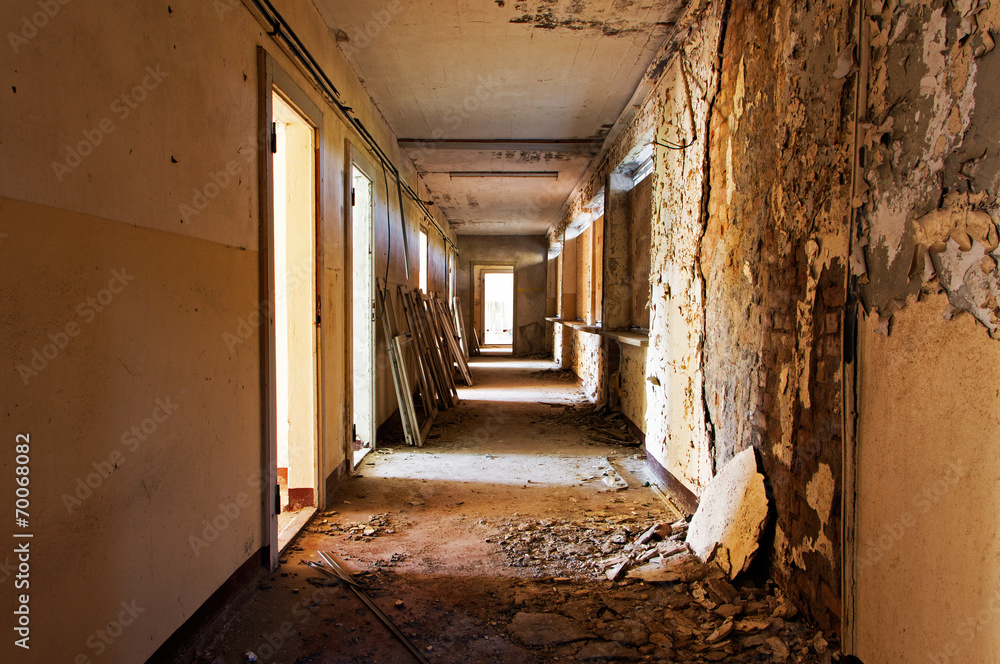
[376,279,474,447]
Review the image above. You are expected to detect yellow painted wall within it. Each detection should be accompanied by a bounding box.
[0,0,453,661]
[854,294,1000,662]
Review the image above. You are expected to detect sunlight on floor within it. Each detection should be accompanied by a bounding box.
[468,359,552,370]
[362,450,615,487]
[458,358,582,403]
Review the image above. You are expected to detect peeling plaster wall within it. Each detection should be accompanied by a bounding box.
[852,0,1000,659]
[570,330,603,402]
[644,0,725,501]
[859,0,1000,332]
[618,344,648,434]
[701,0,854,632]
[630,174,654,330]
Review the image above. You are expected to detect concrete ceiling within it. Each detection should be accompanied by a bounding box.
[313,0,687,235]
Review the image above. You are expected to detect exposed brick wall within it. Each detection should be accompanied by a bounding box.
[701,0,855,632]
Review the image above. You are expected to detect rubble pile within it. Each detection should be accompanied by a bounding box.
[307,512,399,541]
[487,514,683,579]
[541,403,642,447]
[494,508,841,662]
[506,574,840,664]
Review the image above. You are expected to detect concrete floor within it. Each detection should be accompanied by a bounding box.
[201,358,838,664]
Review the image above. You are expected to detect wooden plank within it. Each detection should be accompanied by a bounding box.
[451,296,470,358]
[392,335,422,446]
[399,286,447,412]
[434,296,473,386]
[375,280,418,446]
[471,325,481,356]
[420,293,459,401]
[400,287,452,410]
[376,279,433,446]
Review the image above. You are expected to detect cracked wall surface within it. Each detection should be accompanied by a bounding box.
[645,0,724,502]
[548,0,1000,642]
[701,0,855,632]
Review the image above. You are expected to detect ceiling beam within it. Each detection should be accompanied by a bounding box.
[398,139,604,153]
[445,171,560,178]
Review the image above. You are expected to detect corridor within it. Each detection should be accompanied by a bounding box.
[5,1,1000,662]
[201,358,838,664]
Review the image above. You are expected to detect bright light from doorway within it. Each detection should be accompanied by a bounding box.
[419,229,428,293]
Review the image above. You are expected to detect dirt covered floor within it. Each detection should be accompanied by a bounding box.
[199,358,842,664]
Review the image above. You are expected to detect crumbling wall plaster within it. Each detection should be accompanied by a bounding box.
[570,330,603,402]
[618,344,648,434]
[700,0,855,632]
[645,0,725,497]
[860,0,1000,335]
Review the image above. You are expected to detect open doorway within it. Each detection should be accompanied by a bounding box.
[472,262,516,353]
[350,147,376,468]
[267,79,321,556]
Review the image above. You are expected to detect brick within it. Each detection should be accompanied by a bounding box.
[822,286,846,307]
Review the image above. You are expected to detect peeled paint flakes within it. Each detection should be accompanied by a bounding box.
[685,447,769,579]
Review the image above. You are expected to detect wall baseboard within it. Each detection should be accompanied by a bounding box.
[145,549,264,664]
[324,458,348,506]
[646,453,699,515]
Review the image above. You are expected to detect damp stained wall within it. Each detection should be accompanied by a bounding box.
[700,0,855,632]
[455,235,549,355]
[850,0,1000,659]
[553,0,854,630]
[0,0,453,661]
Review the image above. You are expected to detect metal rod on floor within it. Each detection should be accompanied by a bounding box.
[308,553,433,664]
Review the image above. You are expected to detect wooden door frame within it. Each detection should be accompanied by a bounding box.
[470,261,517,354]
[345,141,379,467]
[257,48,325,569]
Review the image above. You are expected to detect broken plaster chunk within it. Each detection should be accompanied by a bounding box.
[626,553,707,583]
[767,636,791,662]
[950,229,974,252]
[706,617,735,644]
[684,448,769,580]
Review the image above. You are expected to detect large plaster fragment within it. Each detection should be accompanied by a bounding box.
[685,447,769,579]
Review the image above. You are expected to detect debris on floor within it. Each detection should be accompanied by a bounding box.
[200,360,839,664]
[487,512,680,579]
[529,367,578,381]
[542,402,644,447]
[685,447,770,579]
[305,512,402,541]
